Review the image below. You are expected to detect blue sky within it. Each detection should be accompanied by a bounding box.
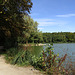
[30,0,75,33]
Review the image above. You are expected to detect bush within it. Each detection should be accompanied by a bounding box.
[12,50,32,66]
[30,45,68,75]
[6,45,72,75]
[5,47,19,63]
[6,48,18,57]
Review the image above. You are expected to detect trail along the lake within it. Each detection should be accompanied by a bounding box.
[0,55,43,75]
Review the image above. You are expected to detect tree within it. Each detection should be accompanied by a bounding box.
[17,15,39,43]
[22,16,38,43]
[0,0,33,48]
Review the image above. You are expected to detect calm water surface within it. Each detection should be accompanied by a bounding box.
[53,43,75,62]
[32,43,75,67]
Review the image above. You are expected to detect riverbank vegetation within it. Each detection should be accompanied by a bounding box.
[0,0,75,75]
[5,45,74,75]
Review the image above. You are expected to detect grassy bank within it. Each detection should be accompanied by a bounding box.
[4,44,75,75]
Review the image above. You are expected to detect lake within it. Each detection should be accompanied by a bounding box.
[53,43,75,68]
[32,43,75,68]
[53,43,75,61]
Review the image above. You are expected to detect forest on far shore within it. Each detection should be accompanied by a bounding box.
[43,32,75,43]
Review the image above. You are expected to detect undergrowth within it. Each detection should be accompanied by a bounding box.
[5,45,74,75]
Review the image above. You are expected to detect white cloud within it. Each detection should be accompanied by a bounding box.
[38,28,44,30]
[38,22,57,26]
[34,19,53,22]
[34,18,56,26]
[56,14,75,17]
[34,18,67,26]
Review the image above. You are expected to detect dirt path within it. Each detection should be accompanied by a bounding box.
[0,55,43,75]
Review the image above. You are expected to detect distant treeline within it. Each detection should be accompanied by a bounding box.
[43,32,75,43]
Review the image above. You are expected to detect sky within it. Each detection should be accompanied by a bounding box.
[29,0,75,33]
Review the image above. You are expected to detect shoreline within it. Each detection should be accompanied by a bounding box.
[19,43,46,46]
[35,43,46,46]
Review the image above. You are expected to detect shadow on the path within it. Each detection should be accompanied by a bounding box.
[0,46,6,55]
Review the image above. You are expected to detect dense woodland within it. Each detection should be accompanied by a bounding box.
[0,0,43,48]
[43,32,75,43]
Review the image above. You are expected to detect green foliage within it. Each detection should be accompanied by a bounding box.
[0,0,43,48]
[30,45,67,74]
[43,32,75,43]
[5,47,19,63]
[17,16,43,44]
[0,0,33,48]
[12,50,32,65]
[6,48,18,57]
[6,47,32,65]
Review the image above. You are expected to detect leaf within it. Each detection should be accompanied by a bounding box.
[0,11,2,13]
[57,53,59,57]
[5,19,8,21]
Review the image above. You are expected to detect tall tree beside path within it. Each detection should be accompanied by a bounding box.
[0,0,33,48]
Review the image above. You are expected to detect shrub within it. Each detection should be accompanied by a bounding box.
[6,48,18,57]
[12,49,32,66]
[31,45,68,75]
[5,47,19,62]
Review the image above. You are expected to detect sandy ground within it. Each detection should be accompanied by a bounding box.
[0,55,43,75]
